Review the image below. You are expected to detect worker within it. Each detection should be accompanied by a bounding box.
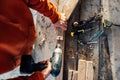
[0,0,67,80]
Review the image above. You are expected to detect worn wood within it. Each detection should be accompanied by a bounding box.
[64,0,100,79]
[63,0,81,79]
[68,70,78,80]
[86,61,93,80]
[78,60,86,80]
[58,0,79,19]
[77,60,93,80]
[79,0,100,80]
[72,71,78,80]
[68,70,73,80]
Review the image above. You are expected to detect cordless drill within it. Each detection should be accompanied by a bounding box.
[20,44,62,77]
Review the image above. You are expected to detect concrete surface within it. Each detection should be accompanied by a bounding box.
[108,26,120,80]
[102,0,120,80]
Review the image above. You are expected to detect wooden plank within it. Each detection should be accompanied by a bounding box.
[63,0,81,79]
[78,60,86,80]
[68,70,73,80]
[58,0,79,19]
[78,60,93,80]
[79,0,100,80]
[68,70,78,80]
[72,71,78,80]
[86,61,94,80]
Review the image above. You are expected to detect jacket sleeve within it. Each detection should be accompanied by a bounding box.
[23,0,61,23]
[8,71,45,80]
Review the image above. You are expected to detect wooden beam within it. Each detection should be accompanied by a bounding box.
[86,61,94,80]
[78,60,86,80]
[68,70,73,80]
[78,60,94,80]
[68,70,78,80]
[58,0,79,19]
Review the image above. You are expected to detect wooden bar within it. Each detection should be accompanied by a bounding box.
[58,0,79,19]
[68,70,74,80]
[68,70,78,80]
[78,60,93,80]
[78,60,86,80]
[72,71,78,80]
[86,61,93,80]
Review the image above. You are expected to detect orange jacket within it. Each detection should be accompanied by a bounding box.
[8,72,44,80]
[0,0,60,79]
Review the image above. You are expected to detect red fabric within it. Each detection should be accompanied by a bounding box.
[8,71,45,80]
[0,0,60,79]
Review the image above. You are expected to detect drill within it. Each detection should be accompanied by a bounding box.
[20,44,62,77]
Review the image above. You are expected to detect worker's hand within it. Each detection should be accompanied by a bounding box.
[41,60,52,78]
[54,13,67,31]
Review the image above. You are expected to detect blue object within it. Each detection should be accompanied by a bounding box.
[50,44,62,77]
[89,30,104,42]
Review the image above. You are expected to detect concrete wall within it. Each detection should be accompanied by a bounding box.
[102,0,120,80]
